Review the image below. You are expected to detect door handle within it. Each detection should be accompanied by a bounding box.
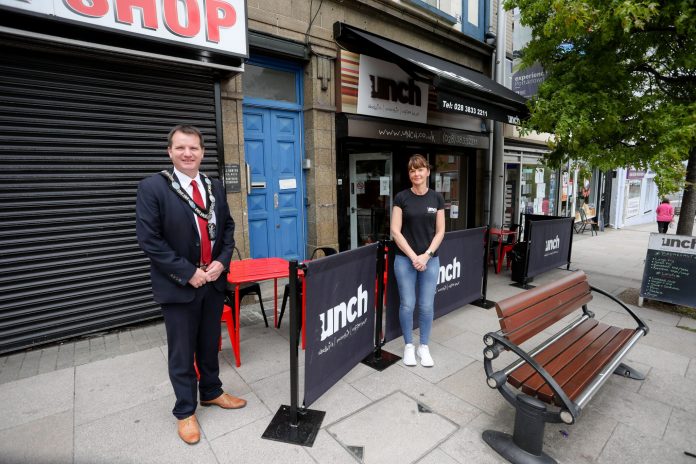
[274,193,279,209]
[245,163,251,195]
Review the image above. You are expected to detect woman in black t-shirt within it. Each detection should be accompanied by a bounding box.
[390,155,445,367]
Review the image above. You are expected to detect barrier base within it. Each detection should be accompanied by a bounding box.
[261,405,325,447]
[362,349,401,371]
[472,298,496,309]
[511,282,536,289]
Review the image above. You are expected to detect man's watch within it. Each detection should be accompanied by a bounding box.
[427,250,435,258]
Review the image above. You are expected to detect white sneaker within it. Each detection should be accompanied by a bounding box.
[403,344,417,366]
[417,345,434,367]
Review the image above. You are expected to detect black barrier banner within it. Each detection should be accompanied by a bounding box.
[384,228,486,343]
[526,218,573,279]
[304,244,378,407]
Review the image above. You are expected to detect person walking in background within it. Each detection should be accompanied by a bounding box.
[390,155,445,367]
[656,197,675,234]
[136,125,246,445]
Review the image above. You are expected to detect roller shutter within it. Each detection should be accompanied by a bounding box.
[0,42,222,353]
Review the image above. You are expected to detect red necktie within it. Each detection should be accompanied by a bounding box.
[190,179,212,267]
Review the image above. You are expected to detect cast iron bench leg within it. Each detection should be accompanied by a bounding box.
[483,394,556,464]
[613,362,646,380]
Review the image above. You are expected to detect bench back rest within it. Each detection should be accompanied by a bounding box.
[495,271,592,345]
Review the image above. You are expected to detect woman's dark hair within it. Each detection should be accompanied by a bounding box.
[407,154,430,171]
[661,197,670,204]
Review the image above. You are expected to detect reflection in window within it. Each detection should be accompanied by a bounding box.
[243,64,297,103]
[433,154,467,232]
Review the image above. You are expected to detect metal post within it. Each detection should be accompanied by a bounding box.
[362,241,400,370]
[261,260,325,447]
[473,226,496,309]
[288,259,299,424]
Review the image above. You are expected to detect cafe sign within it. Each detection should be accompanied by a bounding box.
[437,91,524,125]
[0,0,247,56]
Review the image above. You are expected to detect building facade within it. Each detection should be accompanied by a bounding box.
[0,0,524,352]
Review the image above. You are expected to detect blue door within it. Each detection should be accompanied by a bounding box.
[244,107,305,260]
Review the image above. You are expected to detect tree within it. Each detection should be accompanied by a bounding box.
[508,0,696,234]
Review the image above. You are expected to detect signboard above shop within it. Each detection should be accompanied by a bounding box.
[437,91,524,125]
[0,0,247,58]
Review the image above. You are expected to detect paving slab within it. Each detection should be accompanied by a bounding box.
[305,429,361,464]
[74,395,217,464]
[209,416,315,464]
[438,412,509,464]
[0,409,73,464]
[437,361,509,417]
[74,347,171,426]
[348,362,482,427]
[405,340,477,384]
[234,324,300,384]
[623,339,691,377]
[598,422,692,464]
[664,409,696,457]
[589,383,671,438]
[197,391,270,440]
[0,367,74,430]
[326,390,458,464]
[415,447,462,464]
[638,369,696,414]
[543,407,618,464]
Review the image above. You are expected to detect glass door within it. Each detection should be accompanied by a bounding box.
[349,153,392,249]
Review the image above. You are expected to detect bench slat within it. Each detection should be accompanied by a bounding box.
[508,319,599,388]
[503,290,592,346]
[519,323,614,396]
[496,271,588,319]
[542,328,635,404]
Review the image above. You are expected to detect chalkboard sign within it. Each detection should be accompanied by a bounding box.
[640,233,696,308]
[224,163,241,193]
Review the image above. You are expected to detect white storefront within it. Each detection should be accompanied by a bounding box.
[608,168,660,228]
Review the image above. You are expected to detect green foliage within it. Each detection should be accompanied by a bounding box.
[507,0,696,195]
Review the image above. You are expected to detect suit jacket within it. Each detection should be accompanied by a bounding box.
[135,172,235,304]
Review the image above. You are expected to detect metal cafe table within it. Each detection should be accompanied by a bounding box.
[226,257,299,367]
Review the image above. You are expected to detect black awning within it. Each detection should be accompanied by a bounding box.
[334,22,528,124]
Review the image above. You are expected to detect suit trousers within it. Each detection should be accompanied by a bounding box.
[161,284,224,419]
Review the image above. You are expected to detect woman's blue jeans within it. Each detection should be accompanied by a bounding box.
[393,254,439,345]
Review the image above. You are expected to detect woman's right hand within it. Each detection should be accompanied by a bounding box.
[412,253,429,271]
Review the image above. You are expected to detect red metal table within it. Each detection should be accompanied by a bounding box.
[226,258,304,367]
[489,228,518,274]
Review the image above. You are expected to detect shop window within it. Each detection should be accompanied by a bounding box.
[626,180,642,218]
[243,64,297,103]
[433,154,467,232]
[520,164,557,216]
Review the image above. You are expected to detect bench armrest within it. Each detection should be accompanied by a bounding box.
[590,286,649,335]
[484,332,580,423]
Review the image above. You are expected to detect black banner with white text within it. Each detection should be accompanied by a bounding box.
[303,244,378,406]
[526,218,574,279]
[384,228,486,343]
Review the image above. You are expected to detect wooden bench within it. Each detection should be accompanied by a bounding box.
[482,271,648,464]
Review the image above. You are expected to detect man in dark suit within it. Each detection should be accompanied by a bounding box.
[136,124,246,445]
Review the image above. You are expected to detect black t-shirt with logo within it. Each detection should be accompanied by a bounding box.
[393,188,445,256]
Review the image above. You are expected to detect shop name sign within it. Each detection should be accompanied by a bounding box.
[358,54,429,124]
[437,91,523,125]
[0,0,247,55]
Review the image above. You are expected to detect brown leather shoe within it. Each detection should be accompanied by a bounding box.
[177,415,200,445]
[200,392,247,410]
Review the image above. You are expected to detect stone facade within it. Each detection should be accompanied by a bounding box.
[223,0,493,256]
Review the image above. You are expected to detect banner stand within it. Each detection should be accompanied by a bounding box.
[510,222,535,289]
[362,241,401,371]
[472,226,496,309]
[262,260,325,447]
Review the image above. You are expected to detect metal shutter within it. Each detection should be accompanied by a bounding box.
[0,42,222,353]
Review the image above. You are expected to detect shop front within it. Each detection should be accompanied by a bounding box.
[503,145,559,226]
[0,0,247,352]
[333,24,528,250]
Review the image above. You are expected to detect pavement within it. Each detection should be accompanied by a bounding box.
[1,221,695,464]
